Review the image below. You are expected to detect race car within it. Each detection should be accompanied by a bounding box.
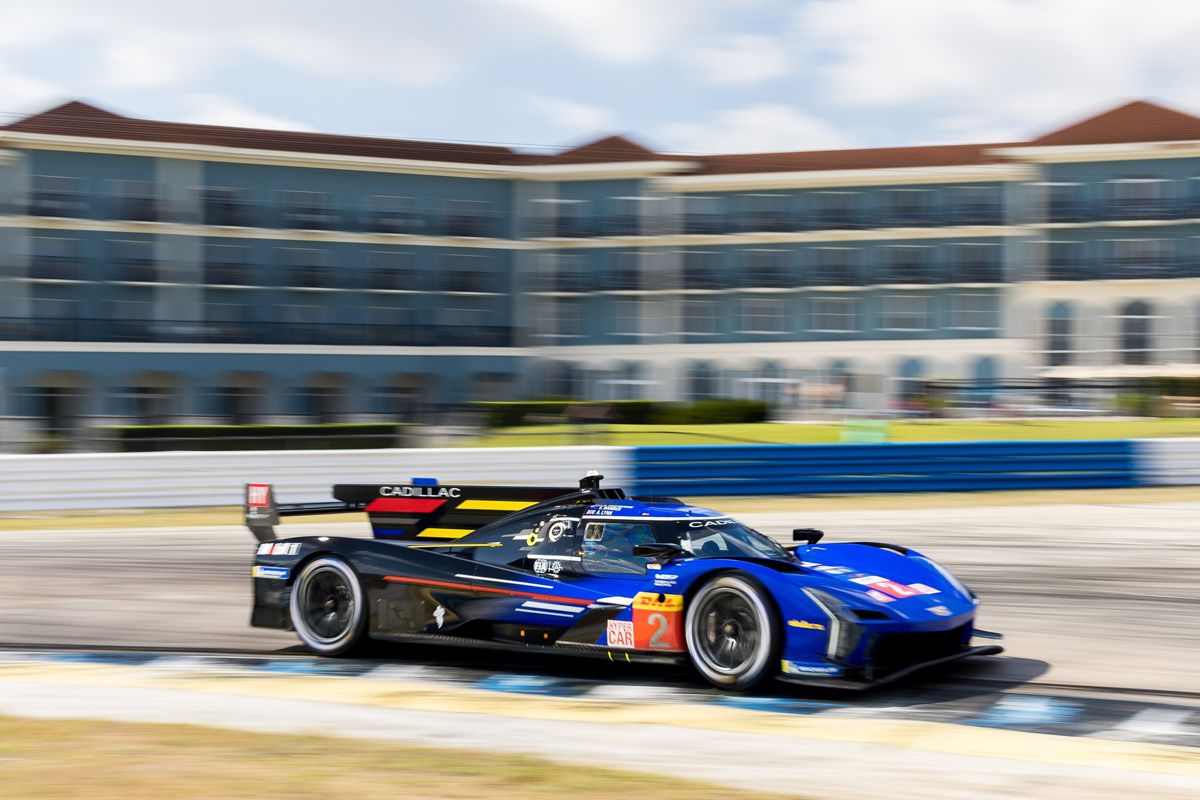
[245,472,1001,690]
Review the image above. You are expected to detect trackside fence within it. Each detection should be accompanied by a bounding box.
[629,438,1200,496]
[0,439,1195,511]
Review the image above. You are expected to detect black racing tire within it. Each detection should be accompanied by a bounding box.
[684,574,780,690]
[289,557,367,656]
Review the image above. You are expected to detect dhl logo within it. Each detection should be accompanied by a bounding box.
[633,592,684,612]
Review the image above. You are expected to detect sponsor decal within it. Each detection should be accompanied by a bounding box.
[607,619,635,649]
[379,485,462,499]
[653,573,679,587]
[788,619,827,631]
[533,559,549,574]
[909,583,941,595]
[545,518,575,542]
[256,542,301,556]
[850,575,924,599]
[632,592,685,651]
[928,605,953,617]
[247,484,271,507]
[866,589,896,603]
[799,561,855,576]
[686,518,733,527]
[781,660,842,676]
[433,605,446,629]
[252,565,290,580]
[547,560,563,575]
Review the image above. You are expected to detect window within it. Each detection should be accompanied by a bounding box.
[610,299,642,335]
[1106,179,1169,220]
[528,198,588,237]
[1046,302,1073,367]
[683,298,719,335]
[606,196,658,236]
[30,237,83,280]
[534,298,585,338]
[30,298,79,338]
[742,194,789,231]
[950,293,999,330]
[279,248,331,288]
[681,251,723,290]
[581,521,655,575]
[439,303,493,328]
[443,200,494,237]
[882,295,931,330]
[883,188,934,225]
[952,186,1003,225]
[681,196,722,234]
[1034,182,1085,222]
[953,243,1003,283]
[442,253,494,293]
[205,303,255,341]
[204,244,251,286]
[1045,240,1086,280]
[811,191,859,228]
[30,175,83,217]
[1116,300,1156,365]
[279,190,332,229]
[366,250,416,290]
[607,252,641,291]
[107,300,154,340]
[739,298,786,333]
[1107,239,1168,279]
[109,239,156,282]
[810,247,859,285]
[201,186,248,226]
[809,296,858,332]
[367,195,420,233]
[742,249,789,288]
[112,179,158,221]
[883,245,936,284]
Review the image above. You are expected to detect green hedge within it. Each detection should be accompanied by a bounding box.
[473,399,768,428]
[101,423,407,452]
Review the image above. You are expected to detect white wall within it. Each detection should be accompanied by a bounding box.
[0,446,631,511]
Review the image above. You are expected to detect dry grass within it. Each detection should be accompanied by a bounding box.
[0,716,795,800]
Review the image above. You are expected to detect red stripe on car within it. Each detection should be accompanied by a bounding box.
[383,575,591,606]
[366,498,446,513]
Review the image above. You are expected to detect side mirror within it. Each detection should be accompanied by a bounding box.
[633,542,687,562]
[792,528,824,545]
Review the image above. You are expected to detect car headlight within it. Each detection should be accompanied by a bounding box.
[803,588,863,662]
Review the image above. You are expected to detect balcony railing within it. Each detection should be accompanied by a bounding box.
[29,258,85,281]
[808,267,862,286]
[953,262,1004,283]
[114,261,159,283]
[682,268,730,290]
[0,318,515,347]
[287,267,337,289]
[204,264,257,286]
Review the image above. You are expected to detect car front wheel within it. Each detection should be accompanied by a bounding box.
[685,574,779,690]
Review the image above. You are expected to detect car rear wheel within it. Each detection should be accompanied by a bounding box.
[685,574,779,690]
[289,557,366,656]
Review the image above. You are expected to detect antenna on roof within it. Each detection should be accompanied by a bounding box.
[579,470,604,491]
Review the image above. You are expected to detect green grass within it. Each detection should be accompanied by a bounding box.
[0,716,796,800]
[469,418,1200,447]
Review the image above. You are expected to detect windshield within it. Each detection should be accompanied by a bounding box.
[662,519,790,560]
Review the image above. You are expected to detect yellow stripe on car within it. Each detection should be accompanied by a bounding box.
[457,500,537,512]
[416,528,473,539]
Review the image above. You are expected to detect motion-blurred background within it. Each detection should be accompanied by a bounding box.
[0,2,1199,455]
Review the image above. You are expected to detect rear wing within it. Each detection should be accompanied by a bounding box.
[244,473,619,543]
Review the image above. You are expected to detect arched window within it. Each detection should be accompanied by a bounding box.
[1118,300,1154,365]
[687,362,718,400]
[1047,302,1074,367]
[896,358,924,401]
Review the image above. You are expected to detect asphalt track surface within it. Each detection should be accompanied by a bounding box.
[1,499,1199,798]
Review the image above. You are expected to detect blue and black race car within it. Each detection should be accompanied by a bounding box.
[246,473,1001,690]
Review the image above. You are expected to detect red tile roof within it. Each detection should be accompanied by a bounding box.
[3,101,520,165]
[6,99,1200,176]
[1028,100,1200,147]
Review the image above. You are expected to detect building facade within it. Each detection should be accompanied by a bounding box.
[1,99,1198,445]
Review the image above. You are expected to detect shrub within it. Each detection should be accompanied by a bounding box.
[101,423,407,452]
[472,399,769,428]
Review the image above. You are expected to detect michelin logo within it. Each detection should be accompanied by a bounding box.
[252,566,290,580]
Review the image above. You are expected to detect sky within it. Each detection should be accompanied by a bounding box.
[1,0,1199,155]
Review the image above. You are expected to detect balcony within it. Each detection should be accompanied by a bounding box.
[114,260,159,283]
[111,195,160,222]
[740,267,792,289]
[953,206,1004,226]
[0,318,516,348]
[287,266,337,289]
[29,257,85,281]
[1045,260,1089,280]
[365,269,414,291]
[364,211,424,235]
[281,207,335,230]
[881,263,942,285]
[1106,257,1179,280]
[28,192,85,218]
[606,269,641,291]
[809,266,862,286]
[879,209,937,228]
[444,271,496,293]
[809,210,864,230]
[739,212,792,233]
[682,267,728,290]
[203,198,255,227]
[530,270,589,293]
[204,263,257,286]
[441,215,496,237]
[953,261,1004,283]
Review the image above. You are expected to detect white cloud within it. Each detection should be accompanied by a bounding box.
[684,34,790,87]
[792,0,1200,140]
[656,103,847,153]
[525,95,618,139]
[180,94,314,131]
[0,60,61,114]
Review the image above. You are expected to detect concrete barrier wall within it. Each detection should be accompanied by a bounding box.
[0,447,629,511]
[0,438,1195,511]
